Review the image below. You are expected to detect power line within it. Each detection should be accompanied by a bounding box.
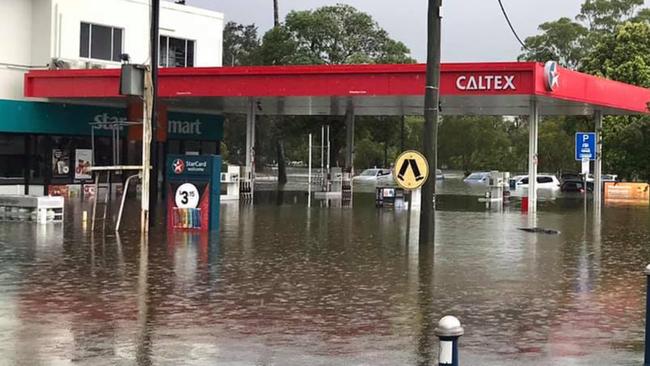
[497,0,528,50]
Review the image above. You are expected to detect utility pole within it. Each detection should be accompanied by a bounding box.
[273,0,280,27]
[419,0,442,247]
[149,0,160,227]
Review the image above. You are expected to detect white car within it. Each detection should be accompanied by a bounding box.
[463,172,490,185]
[353,168,392,182]
[512,174,561,190]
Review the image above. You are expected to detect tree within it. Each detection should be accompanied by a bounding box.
[518,18,588,68]
[222,22,260,66]
[582,22,650,180]
[519,0,645,69]
[257,4,415,65]
[577,0,644,32]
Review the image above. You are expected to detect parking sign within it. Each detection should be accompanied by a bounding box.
[575,132,596,161]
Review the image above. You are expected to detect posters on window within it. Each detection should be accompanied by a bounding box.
[74,149,93,180]
[52,149,70,177]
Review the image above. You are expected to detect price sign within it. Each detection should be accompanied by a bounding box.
[175,183,200,208]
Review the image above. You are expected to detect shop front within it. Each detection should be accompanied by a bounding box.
[0,99,223,197]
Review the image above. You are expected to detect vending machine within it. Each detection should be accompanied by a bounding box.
[166,154,221,232]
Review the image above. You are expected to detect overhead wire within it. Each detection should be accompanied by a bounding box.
[497,0,528,50]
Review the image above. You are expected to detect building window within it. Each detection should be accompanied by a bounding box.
[80,22,123,62]
[159,36,195,67]
[0,134,26,179]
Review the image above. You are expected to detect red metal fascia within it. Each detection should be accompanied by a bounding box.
[25,62,538,98]
[23,62,650,114]
[533,64,650,114]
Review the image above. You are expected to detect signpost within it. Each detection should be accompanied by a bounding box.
[394,150,429,227]
[576,132,596,206]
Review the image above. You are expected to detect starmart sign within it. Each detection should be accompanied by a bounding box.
[0,100,223,140]
[455,75,517,91]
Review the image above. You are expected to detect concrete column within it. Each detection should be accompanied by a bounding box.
[527,99,539,214]
[594,110,603,207]
[245,98,256,180]
[344,102,355,173]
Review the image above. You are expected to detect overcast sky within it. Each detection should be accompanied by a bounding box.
[185,0,649,63]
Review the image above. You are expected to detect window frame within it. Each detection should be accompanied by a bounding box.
[159,35,196,67]
[79,22,124,62]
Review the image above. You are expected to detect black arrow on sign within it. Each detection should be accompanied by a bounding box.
[409,159,424,181]
[397,158,424,182]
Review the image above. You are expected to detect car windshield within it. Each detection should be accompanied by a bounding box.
[466,173,485,180]
[360,169,379,177]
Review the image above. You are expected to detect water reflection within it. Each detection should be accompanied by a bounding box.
[416,241,436,366]
[0,194,647,365]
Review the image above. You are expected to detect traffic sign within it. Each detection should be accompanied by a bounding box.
[575,132,596,161]
[393,150,429,190]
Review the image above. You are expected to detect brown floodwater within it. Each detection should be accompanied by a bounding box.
[0,183,649,365]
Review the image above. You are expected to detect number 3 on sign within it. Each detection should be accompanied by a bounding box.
[175,183,200,208]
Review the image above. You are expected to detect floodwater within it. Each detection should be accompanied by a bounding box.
[0,180,649,365]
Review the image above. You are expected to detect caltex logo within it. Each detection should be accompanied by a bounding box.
[544,61,560,91]
[172,159,185,174]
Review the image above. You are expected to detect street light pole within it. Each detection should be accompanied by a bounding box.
[419,0,442,247]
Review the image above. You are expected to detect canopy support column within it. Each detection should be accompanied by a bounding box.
[594,110,603,207]
[245,98,256,200]
[344,102,355,174]
[527,99,539,214]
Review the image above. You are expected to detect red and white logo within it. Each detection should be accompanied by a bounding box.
[172,159,185,174]
[544,61,560,91]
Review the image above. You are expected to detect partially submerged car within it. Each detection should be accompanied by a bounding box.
[353,168,391,182]
[511,175,561,190]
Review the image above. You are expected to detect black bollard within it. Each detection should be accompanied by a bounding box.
[434,316,464,366]
[645,265,650,365]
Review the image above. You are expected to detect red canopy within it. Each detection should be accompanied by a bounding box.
[24,62,650,116]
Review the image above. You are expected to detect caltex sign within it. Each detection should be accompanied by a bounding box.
[455,75,516,91]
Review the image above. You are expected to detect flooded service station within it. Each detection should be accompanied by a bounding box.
[0,60,646,365]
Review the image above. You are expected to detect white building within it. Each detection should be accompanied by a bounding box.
[0,0,223,100]
[0,0,224,195]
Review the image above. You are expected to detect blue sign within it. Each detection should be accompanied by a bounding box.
[575,132,596,161]
[0,100,223,141]
[166,154,222,232]
[167,112,224,141]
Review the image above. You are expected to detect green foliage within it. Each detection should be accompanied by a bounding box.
[278,4,415,65]
[518,18,588,68]
[519,0,646,69]
[582,22,650,86]
[251,4,415,66]
[222,22,260,66]
[254,27,315,65]
[577,0,644,31]
[580,21,650,181]
[438,116,523,172]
